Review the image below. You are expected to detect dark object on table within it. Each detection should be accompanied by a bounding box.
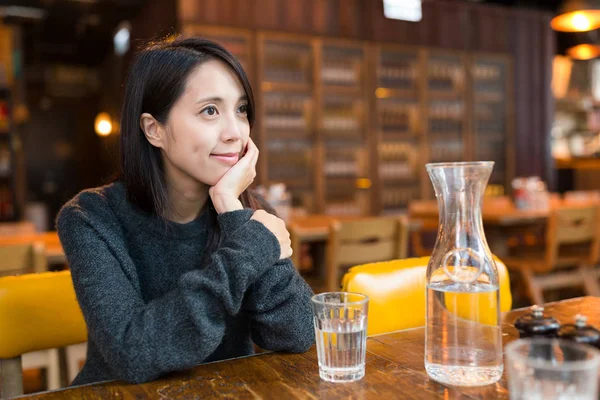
[558,315,600,350]
[514,305,560,338]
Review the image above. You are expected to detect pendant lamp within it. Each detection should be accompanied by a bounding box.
[551,0,600,32]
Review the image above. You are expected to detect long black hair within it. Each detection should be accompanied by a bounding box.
[119,36,266,247]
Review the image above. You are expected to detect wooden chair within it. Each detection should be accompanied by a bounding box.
[0,271,87,399]
[505,205,600,305]
[0,242,47,277]
[341,256,512,336]
[325,216,409,292]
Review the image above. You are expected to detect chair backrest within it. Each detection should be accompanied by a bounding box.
[326,216,409,291]
[545,205,600,269]
[341,256,512,336]
[0,271,87,398]
[0,243,47,276]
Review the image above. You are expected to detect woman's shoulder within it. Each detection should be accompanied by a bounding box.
[57,181,125,225]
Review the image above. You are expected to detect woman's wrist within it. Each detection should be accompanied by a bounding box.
[211,192,243,214]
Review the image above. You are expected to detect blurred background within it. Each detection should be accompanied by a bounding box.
[6,0,600,393]
[0,0,577,228]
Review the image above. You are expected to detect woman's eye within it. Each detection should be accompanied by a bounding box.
[238,104,248,114]
[201,106,218,116]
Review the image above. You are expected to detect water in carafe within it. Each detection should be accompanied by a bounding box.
[424,162,503,387]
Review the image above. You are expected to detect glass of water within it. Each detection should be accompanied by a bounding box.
[311,292,369,383]
[506,338,600,400]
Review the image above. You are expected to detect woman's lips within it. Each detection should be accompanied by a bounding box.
[210,153,239,165]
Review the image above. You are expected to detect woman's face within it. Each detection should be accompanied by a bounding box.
[157,59,250,188]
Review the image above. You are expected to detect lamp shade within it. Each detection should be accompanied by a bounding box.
[567,43,600,59]
[551,0,600,32]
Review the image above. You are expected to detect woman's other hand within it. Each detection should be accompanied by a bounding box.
[251,210,293,260]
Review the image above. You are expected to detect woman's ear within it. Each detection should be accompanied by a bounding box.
[140,113,164,148]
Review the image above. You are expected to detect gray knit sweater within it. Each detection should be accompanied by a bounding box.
[56,182,314,385]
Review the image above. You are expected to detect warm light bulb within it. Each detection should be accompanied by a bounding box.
[567,44,600,60]
[97,121,112,136]
[571,12,592,31]
[95,112,113,137]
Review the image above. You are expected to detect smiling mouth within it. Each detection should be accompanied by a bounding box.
[210,153,239,165]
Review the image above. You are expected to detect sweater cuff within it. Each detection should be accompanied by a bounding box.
[217,208,254,233]
[227,219,281,272]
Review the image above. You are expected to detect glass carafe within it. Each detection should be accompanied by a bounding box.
[424,161,503,387]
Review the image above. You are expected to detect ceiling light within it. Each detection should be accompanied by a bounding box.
[567,43,600,60]
[551,1,600,32]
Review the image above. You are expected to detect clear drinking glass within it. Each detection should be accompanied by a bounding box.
[425,161,503,387]
[311,292,369,383]
[506,338,600,400]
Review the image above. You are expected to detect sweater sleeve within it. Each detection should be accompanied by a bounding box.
[243,259,315,353]
[56,204,279,384]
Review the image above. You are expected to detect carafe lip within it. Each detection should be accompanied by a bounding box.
[426,161,494,169]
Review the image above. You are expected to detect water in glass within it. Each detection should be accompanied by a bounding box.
[312,292,368,383]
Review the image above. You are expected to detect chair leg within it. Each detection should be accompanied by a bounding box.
[0,356,23,399]
[65,343,87,383]
[580,265,600,297]
[45,349,60,391]
[521,268,545,305]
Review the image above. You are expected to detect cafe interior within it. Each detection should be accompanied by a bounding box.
[3,0,600,398]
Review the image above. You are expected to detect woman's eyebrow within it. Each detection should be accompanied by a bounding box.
[196,96,223,104]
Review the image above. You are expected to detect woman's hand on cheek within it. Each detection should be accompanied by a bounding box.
[209,139,258,214]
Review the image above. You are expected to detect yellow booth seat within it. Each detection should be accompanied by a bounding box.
[341,256,512,336]
[0,270,87,398]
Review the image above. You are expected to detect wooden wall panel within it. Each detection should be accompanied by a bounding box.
[170,0,556,187]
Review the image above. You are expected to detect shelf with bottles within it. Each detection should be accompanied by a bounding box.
[320,95,364,140]
[376,46,421,94]
[378,142,419,183]
[323,147,367,179]
[475,136,506,184]
[427,100,465,134]
[426,52,465,97]
[263,92,313,140]
[471,55,510,186]
[377,99,419,139]
[259,34,313,89]
[266,140,313,184]
[323,178,370,216]
[428,135,464,163]
[381,185,421,211]
[472,60,504,94]
[321,43,364,91]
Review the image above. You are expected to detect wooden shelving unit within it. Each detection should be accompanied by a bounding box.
[373,45,423,214]
[257,33,316,211]
[317,39,370,216]
[425,51,468,165]
[470,54,513,187]
[176,26,514,215]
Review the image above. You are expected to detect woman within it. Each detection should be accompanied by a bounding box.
[56,37,314,386]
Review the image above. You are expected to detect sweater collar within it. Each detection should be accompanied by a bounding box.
[112,181,210,240]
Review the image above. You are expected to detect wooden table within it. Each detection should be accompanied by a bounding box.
[408,198,550,226]
[16,296,599,399]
